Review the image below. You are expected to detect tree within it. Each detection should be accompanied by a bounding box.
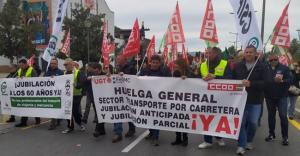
[290,38,300,62]
[290,39,299,55]
[60,4,105,66]
[0,0,39,62]
[227,45,236,57]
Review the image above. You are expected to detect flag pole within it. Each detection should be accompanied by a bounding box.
[138,54,147,75]
[136,54,139,75]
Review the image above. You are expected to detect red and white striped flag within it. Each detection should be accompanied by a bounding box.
[101,21,110,67]
[146,35,155,64]
[163,46,169,64]
[61,29,70,56]
[271,2,291,49]
[182,44,188,64]
[200,0,219,47]
[166,2,185,45]
[271,1,292,65]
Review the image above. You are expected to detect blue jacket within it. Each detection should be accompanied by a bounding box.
[264,63,292,99]
[44,67,64,77]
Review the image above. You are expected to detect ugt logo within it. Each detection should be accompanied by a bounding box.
[1,81,8,96]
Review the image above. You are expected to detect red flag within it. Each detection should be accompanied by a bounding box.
[122,19,140,58]
[61,29,70,56]
[27,55,35,66]
[182,44,189,63]
[107,43,115,53]
[200,0,218,44]
[163,46,169,64]
[101,21,115,67]
[271,2,290,48]
[174,43,178,60]
[146,35,155,64]
[166,2,185,45]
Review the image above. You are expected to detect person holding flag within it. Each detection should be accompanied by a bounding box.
[233,45,266,155]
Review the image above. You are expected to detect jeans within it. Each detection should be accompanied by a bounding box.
[204,135,222,144]
[67,96,82,130]
[238,104,261,148]
[149,129,160,140]
[266,97,289,138]
[113,122,135,136]
[288,96,298,117]
[82,95,97,122]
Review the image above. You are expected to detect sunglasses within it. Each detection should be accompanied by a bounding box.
[269,59,278,62]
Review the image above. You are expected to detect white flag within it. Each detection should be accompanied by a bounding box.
[43,0,69,62]
[229,0,263,52]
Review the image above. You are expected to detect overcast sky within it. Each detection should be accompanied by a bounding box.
[106,0,300,52]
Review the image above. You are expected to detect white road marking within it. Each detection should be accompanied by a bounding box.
[121,130,149,153]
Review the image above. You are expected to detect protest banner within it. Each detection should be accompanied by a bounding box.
[92,75,247,139]
[0,75,74,119]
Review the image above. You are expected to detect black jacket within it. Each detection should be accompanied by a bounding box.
[140,66,171,77]
[233,60,266,105]
[264,63,292,99]
[117,62,136,75]
[288,70,300,96]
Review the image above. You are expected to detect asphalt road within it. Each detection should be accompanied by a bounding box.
[0,97,300,156]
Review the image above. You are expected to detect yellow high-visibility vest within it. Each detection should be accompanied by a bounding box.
[65,69,82,96]
[17,67,33,78]
[200,60,228,78]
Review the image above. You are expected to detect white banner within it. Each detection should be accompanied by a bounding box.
[229,0,263,52]
[43,0,69,62]
[0,75,74,119]
[92,75,247,139]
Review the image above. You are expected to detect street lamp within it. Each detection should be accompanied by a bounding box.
[296,29,300,41]
[84,19,92,63]
[261,0,266,51]
[229,32,238,51]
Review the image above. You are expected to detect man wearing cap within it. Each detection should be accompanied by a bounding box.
[62,58,86,133]
[15,58,41,127]
[264,53,292,146]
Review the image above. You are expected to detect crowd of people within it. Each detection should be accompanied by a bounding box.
[3,45,299,155]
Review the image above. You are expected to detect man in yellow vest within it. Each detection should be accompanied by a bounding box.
[62,58,86,134]
[15,58,41,127]
[198,47,233,149]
